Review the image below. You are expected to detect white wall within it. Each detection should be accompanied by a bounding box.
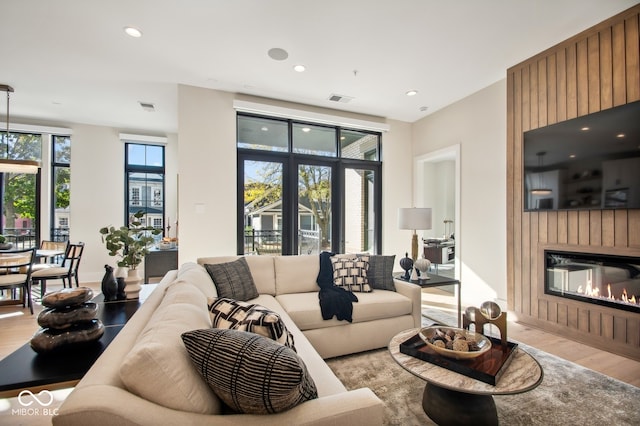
[412,80,507,308]
[69,124,178,282]
[177,85,413,268]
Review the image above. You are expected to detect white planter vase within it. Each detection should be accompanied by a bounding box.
[123,268,142,299]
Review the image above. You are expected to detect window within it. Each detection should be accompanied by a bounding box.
[1,131,42,247]
[52,135,70,241]
[238,113,382,255]
[125,143,165,234]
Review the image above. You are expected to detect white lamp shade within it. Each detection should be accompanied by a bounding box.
[398,207,432,231]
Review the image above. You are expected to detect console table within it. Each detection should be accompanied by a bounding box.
[144,248,178,283]
[0,285,156,398]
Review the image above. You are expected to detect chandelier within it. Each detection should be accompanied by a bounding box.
[1,84,40,174]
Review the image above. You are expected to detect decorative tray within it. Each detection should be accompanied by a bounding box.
[399,332,518,385]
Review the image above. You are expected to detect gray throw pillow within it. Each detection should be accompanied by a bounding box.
[367,255,396,291]
[181,328,317,414]
[204,258,259,301]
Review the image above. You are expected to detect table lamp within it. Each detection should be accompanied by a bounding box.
[398,207,432,260]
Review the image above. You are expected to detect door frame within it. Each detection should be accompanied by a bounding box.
[414,144,460,279]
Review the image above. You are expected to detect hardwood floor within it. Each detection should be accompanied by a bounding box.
[1,281,639,389]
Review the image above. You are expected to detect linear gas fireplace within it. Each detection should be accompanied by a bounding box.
[545,250,640,313]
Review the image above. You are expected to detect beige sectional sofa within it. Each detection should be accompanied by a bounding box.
[54,254,421,426]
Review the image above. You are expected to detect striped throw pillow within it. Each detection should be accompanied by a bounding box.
[181,328,317,414]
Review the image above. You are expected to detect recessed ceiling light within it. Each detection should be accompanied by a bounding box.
[124,26,143,38]
[406,90,418,96]
[293,65,306,72]
[268,48,288,61]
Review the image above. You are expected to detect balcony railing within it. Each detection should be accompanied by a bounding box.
[244,229,320,255]
[2,227,70,249]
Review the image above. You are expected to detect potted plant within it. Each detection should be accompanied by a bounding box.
[0,235,12,251]
[99,211,161,296]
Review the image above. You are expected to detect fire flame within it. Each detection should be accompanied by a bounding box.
[575,282,638,306]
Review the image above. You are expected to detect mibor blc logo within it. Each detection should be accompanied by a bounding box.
[12,390,58,416]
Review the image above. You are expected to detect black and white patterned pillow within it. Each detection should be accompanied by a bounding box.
[208,298,296,351]
[181,328,317,414]
[331,255,372,292]
[366,255,396,291]
[204,258,259,301]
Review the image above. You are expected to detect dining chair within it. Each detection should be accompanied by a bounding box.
[31,242,85,298]
[0,247,37,314]
[38,240,69,264]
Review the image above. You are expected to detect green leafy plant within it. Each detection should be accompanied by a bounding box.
[99,211,162,269]
[0,235,6,244]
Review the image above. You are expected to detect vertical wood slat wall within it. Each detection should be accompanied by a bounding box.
[507,5,640,360]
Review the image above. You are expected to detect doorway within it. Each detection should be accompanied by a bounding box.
[414,145,460,280]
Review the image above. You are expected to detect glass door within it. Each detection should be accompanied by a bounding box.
[297,163,332,255]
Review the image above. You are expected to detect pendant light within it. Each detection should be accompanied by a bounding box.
[530,151,552,195]
[1,84,40,174]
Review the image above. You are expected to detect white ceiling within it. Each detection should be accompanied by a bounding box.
[1,0,637,134]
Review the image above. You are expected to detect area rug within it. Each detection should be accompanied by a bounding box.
[326,322,640,425]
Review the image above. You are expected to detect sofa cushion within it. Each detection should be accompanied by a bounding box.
[204,257,259,301]
[208,297,296,350]
[119,282,221,414]
[274,255,320,295]
[175,262,218,299]
[276,290,412,331]
[331,255,372,293]
[181,328,318,414]
[367,255,396,291]
[198,256,276,295]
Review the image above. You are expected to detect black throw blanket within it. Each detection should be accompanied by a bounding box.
[317,251,358,322]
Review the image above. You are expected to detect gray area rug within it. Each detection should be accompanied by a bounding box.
[326,312,640,425]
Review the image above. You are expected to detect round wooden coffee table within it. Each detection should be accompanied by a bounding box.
[389,328,543,425]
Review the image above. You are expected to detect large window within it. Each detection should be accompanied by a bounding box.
[51,135,70,241]
[0,131,42,248]
[238,114,382,255]
[125,143,165,234]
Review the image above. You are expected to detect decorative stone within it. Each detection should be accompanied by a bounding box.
[37,302,99,329]
[42,287,93,309]
[30,319,105,353]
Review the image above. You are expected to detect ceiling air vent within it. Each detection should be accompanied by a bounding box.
[328,94,353,103]
[139,101,155,112]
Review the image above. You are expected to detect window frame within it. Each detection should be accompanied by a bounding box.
[237,112,382,255]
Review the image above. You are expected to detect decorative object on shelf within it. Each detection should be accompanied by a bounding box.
[463,301,508,346]
[0,234,12,250]
[1,84,40,174]
[116,277,126,300]
[414,257,431,280]
[399,252,414,280]
[123,269,142,299]
[101,265,118,302]
[398,207,432,261]
[30,287,104,353]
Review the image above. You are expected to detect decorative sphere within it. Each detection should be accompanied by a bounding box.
[414,258,431,273]
[399,254,414,271]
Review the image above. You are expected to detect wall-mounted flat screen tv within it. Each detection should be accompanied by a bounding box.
[523,100,640,211]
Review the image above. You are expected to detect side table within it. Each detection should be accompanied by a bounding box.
[396,273,461,327]
[0,284,157,398]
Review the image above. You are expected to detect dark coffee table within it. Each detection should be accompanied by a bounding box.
[0,285,156,397]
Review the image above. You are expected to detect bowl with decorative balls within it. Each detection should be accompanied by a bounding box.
[419,326,491,360]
